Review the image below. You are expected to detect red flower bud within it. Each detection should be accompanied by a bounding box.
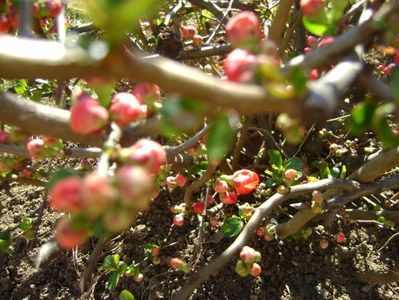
[181,25,197,39]
[192,201,205,214]
[220,190,238,205]
[70,93,109,135]
[232,169,259,195]
[109,93,141,127]
[226,11,262,46]
[223,49,256,82]
[49,177,84,213]
[56,218,88,250]
[300,0,324,17]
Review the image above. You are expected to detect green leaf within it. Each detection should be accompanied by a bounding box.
[391,66,399,100]
[107,271,121,291]
[187,160,208,177]
[287,67,308,95]
[372,103,399,149]
[330,0,348,22]
[221,216,243,237]
[103,254,120,270]
[125,262,140,276]
[120,290,136,300]
[347,101,376,135]
[268,149,283,169]
[0,232,12,254]
[160,96,204,136]
[14,79,28,96]
[206,115,235,161]
[302,17,329,36]
[93,84,114,108]
[47,168,79,191]
[85,0,161,45]
[285,157,304,171]
[20,217,33,231]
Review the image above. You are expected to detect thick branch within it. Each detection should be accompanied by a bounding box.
[268,0,294,45]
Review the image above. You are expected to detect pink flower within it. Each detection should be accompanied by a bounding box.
[109,93,141,126]
[70,93,109,135]
[226,11,262,46]
[223,49,256,82]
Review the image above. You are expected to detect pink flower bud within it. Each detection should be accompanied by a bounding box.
[223,49,256,82]
[284,169,298,182]
[56,218,88,250]
[210,218,219,227]
[317,36,335,48]
[319,239,329,249]
[226,11,262,46]
[249,263,262,277]
[220,190,238,205]
[300,0,324,17]
[306,35,317,47]
[132,83,161,105]
[214,179,229,193]
[26,138,45,159]
[232,169,259,195]
[70,93,109,135]
[49,177,84,213]
[193,34,203,46]
[192,201,205,214]
[0,131,10,144]
[116,166,154,207]
[119,139,166,174]
[335,232,346,243]
[45,0,62,19]
[207,195,215,205]
[82,173,117,217]
[175,173,187,187]
[181,25,197,39]
[312,190,323,203]
[239,246,257,264]
[173,214,185,227]
[109,93,141,127]
[310,69,319,80]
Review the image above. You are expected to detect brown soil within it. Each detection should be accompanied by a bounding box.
[1,181,399,300]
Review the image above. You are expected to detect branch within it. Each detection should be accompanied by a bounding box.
[286,1,399,71]
[268,0,295,46]
[348,146,399,183]
[173,178,359,300]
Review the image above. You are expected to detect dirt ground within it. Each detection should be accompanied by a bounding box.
[1,181,399,300]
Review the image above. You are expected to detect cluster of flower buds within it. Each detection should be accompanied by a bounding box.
[235,246,262,277]
[181,24,203,47]
[0,1,19,34]
[51,138,166,249]
[214,169,259,205]
[25,136,64,160]
[70,82,160,135]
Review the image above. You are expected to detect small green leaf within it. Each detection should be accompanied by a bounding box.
[330,0,348,22]
[206,115,235,161]
[107,271,121,291]
[125,262,140,277]
[20,217,33,231]
[302,17,329,36]
[0,232,12,254]
[391,66,399,100]
[47,168,79,191]
[268,149,283,169]
[372,103,399,149]
[160,96,204,136]
[221,216,243,237]
[93,84,114,108]
[285,157,304,171]
[120,290,136,300]
[14,79,28,96]
[287,67,308,95]
[347,101,376,135]
[103,254,120,270]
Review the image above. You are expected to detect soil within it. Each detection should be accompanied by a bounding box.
[1,180,399,300]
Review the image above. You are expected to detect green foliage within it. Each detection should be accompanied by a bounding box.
[120,290,136,300]
[0,232,12,254]
[221,215,243,237]
[206,115,235,161]
[160,96,204,137]
[85,0,161,45]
